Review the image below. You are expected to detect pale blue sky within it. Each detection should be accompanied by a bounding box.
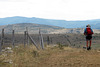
[0,0,100,20]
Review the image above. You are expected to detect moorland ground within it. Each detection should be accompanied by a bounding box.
[0,33,100,67]
[0,45,100,67]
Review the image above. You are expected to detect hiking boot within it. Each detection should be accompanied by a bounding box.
[87,47,90,50]
[83,47,86,49]
[89,46,91,50]
[87,47,91,50]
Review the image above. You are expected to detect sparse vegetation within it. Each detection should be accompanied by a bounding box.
[0,31,100,67]
[57,43,64,50]
[0,44,100,67]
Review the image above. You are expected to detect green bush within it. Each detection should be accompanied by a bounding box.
[57,43,64,50]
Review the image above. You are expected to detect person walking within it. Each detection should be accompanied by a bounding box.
[84,24,94,50]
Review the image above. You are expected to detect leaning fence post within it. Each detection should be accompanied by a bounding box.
[39,28,44,49]
[12,30,15,48]
[27,33,39,50]
[64,35,72,46]
[1,29,4,46]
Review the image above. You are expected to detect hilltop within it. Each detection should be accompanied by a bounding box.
[0,23,100,34]
[0,23,64,34]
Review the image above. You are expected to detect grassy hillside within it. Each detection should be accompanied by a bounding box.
[0,45,100,67]
[0,23,64,34]
[0,23,100,34]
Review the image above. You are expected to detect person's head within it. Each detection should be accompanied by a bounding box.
[86,24,91,27]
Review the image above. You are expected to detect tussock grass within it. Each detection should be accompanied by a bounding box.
[0,44,100,67]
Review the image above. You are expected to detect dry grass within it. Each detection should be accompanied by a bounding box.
[0,45,100,67]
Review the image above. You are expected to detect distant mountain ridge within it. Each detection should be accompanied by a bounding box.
[0,16,100,29]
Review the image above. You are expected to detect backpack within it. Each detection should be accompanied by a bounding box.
[86,28,93,35]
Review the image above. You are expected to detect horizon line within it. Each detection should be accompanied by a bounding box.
[0,16,100,21]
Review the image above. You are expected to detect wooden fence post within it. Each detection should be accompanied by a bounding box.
[47,36,50,45]
[27,33,39,50]
[39,28,44,49]
[1,29,4,46]
[12,30,15,48]
[26,27,29,45]
[24,31,26,47]
[64,35,71,46]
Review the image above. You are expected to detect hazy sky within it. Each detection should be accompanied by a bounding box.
[0,0,100,20]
